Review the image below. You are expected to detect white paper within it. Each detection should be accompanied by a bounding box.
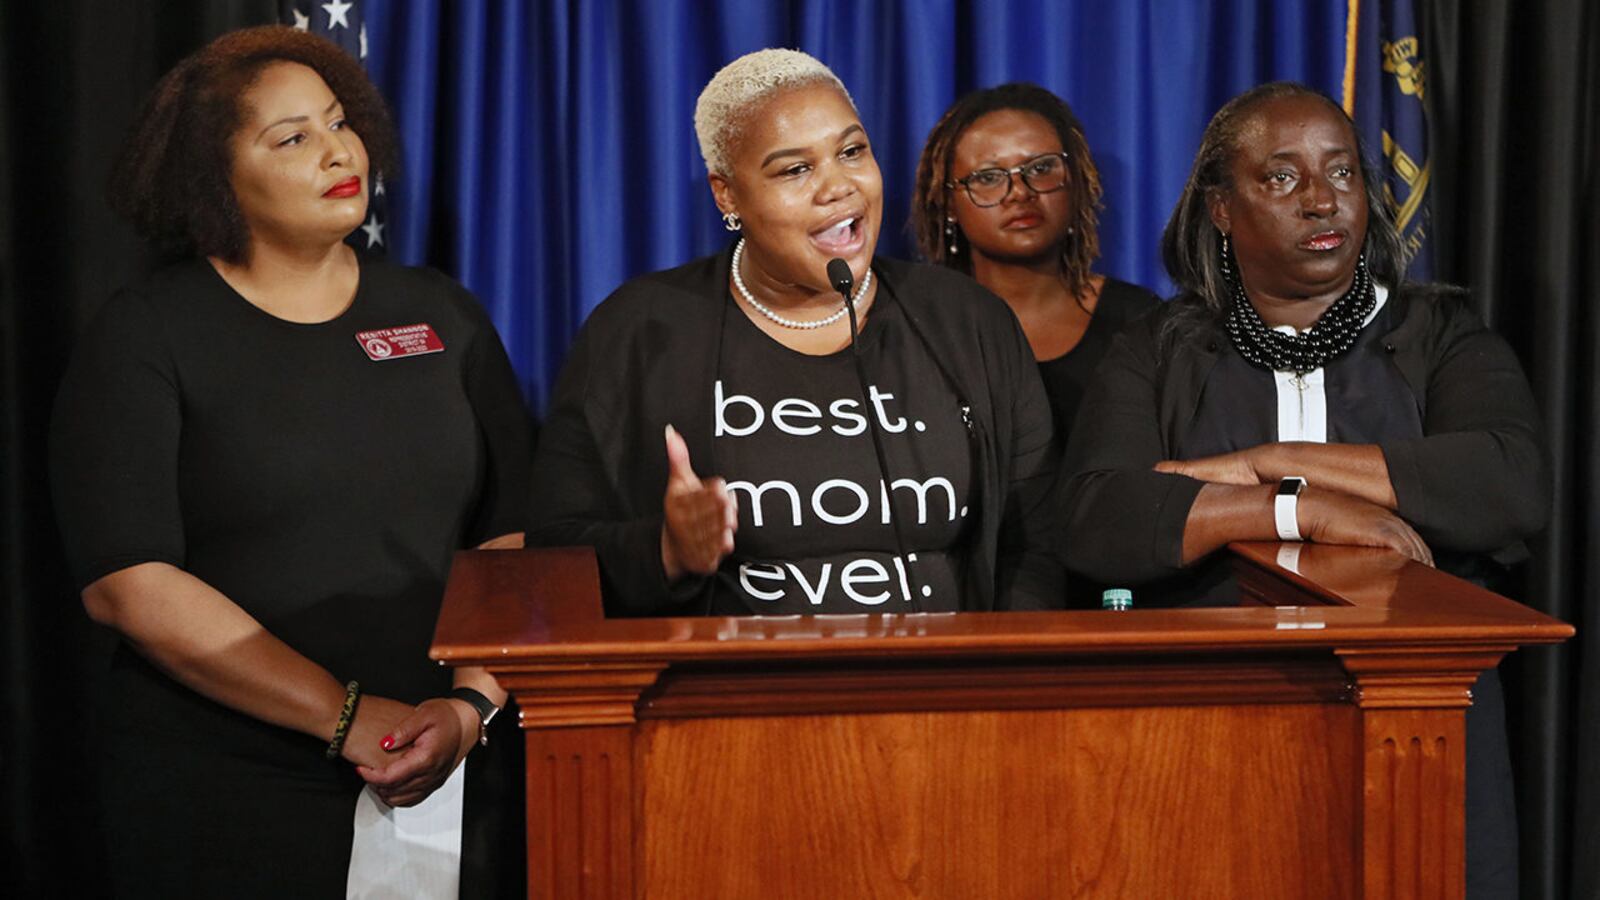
[346,761,465,899]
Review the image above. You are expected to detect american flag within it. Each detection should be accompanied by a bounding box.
[281,1,387,257]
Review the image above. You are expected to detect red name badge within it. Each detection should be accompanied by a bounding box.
[355,324,445,361]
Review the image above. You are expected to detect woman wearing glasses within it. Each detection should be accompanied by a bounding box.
[531,50,1063,615]
[913,83,1159,456]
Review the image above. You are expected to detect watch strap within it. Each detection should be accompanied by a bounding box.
[449,687,499,746]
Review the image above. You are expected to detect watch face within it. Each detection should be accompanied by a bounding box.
[1277,477,1307,497]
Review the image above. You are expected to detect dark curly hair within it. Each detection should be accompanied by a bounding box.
[109,25,400,264]
[1160,81,1406,318]
[911,83,1104,301]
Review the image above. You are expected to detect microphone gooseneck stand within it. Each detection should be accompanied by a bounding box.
[827,257,925,614]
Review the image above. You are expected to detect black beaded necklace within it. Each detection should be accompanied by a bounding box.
[1222,245,1377,376]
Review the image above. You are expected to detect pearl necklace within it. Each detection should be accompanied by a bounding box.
[730,238,870,330]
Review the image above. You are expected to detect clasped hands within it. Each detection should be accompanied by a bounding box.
[660,424,739,581]
[339,694,480,808]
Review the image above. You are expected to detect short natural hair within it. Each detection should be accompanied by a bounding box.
[1161,81,1406,317]
[911,82,1104,301]
[693,48,852,177]
[109,25,400,264]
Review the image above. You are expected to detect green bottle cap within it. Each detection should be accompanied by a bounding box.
[1102,588,1133,611]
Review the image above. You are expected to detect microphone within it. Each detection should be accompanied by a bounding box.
[825,257,924,613]
[827,258,855,304]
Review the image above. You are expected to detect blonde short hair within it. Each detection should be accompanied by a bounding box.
[693,48,853,176]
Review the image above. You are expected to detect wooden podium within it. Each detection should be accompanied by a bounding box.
[431,544,1571,899]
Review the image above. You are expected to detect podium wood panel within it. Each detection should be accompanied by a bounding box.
[433,543,1572,899]
[639,704,1357,898]
[525,726,634,899]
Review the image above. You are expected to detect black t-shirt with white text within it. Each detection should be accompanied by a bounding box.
[709,294,974,614]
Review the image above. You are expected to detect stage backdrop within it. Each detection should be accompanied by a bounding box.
[361,0,1347,414]
[4,3,1593,900]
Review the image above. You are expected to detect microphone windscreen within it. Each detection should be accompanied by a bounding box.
[827,258,854,297]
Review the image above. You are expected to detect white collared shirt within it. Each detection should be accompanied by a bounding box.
[1271,284,1390,442]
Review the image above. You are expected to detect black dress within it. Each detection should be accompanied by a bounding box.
[1035,276,1161,456]
[1036,277,1160,606]
[50,256,533,898]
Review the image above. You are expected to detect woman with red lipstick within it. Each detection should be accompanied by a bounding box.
[912,83,1159,457]
[530,49,1063,615]
[1059,82,1544,898]
[50,27,531,897]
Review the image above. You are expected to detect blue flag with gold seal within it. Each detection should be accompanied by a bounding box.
[1345,0,1432,279]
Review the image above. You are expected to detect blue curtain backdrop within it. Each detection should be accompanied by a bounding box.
[363,0,1349,413]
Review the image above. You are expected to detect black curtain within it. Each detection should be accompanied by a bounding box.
[1424,0,1600,897]
[1,4,274,897]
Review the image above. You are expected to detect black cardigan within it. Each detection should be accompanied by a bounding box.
[529,246,1064,614]
[1061,285,1549,585]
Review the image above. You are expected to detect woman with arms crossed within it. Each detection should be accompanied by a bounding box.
[50,27,531,897]
[530,50,1062,615]
[1060,82,1546,897]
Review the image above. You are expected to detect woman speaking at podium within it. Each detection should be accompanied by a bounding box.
[50,27,531,897]
[1059,82,1545,897]
[530,49,1063,616]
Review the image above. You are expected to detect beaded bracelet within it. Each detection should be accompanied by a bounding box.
[325,680,361,760]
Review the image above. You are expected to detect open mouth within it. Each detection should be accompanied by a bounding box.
[1298,230,1346,251]
[323,177,362,199]
[809,214,865,255]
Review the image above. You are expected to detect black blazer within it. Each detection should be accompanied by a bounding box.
[529,244,1064,614]
[1060,284,1548,585]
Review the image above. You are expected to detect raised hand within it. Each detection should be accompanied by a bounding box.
[660,424,738,580]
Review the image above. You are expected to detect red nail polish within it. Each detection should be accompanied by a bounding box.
[381,736,394,750]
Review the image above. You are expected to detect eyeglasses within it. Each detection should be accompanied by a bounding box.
[946,152,1070,207]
